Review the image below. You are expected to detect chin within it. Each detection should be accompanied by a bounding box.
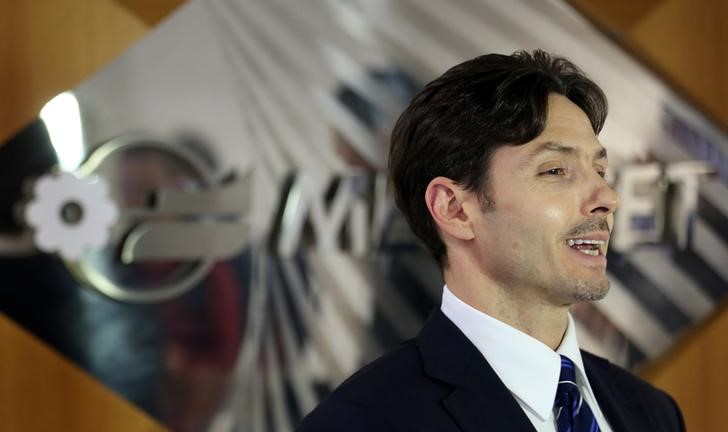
[571,278,610,302]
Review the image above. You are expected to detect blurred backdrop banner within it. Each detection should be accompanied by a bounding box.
[1,0,727,431]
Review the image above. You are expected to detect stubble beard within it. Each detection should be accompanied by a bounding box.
[562,217,613,302]
[571,277,610,302]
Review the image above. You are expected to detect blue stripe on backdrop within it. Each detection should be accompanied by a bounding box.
[387,254,440,322]
[283,377,302,427]
[268,257,306,349]
[372,306,405,354]
[625,341,647,367]
[264,380,275,432]
[572,302,648,367]
[670,249,728,301]
[699,195,728,246]
[606,250,692,333]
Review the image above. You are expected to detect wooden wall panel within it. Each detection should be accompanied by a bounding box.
[0,1,173,429]
[0,314,166,431]
[629,0,728,129]
[115,0,187,26]
[0,0,148,142]
[640,300,728,432]
[569,0,664,33]
[572,1,728,431]
[571,0,728,130]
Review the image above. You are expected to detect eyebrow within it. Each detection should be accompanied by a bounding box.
[526,141,608,163]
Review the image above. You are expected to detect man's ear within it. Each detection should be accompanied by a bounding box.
[425,176,475,241]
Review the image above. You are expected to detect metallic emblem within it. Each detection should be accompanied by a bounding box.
[60,134,252,303]
[22,172,119,259]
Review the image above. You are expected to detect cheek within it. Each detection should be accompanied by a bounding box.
[519,203,570,249]
[502,203,566,249]
[543,206,566,222]
[502,198,567,229]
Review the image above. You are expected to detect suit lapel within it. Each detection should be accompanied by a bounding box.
[416,310,536,432]
[583,352,650,432]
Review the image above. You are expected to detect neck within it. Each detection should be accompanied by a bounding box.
[444,268,569,350]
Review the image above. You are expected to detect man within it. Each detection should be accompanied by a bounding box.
[297,50,685,431]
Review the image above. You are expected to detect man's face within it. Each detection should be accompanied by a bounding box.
[470,94,619,307]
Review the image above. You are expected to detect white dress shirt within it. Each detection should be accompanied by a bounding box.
[441,286,613,432]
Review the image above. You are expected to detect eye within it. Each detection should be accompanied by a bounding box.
[596,168,607,178]
[543,168,566,176]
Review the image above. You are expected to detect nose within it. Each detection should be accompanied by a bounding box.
[583,172,620,217]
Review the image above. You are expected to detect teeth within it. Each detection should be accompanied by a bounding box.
[567,239,605,246]
[567,238,606,258]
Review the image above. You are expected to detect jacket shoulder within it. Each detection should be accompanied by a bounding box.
[296,339,449,431]
[582,351,686,432]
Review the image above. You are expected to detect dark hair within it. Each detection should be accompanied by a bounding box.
[388,50,608,267]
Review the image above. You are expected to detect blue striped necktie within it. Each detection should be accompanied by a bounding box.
[554,355,600,432]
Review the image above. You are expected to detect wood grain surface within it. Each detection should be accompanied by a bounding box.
[0,313,166,431]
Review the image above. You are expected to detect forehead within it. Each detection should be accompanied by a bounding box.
[496,94,606,165]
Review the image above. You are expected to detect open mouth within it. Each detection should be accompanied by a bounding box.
[566,238,606,257]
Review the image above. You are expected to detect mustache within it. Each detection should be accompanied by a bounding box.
[564,217,611,238]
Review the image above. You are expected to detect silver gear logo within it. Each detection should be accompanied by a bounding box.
[24,172,119,260]
[22,135,252,303]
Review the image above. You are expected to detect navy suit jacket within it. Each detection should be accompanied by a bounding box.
[297,309,685,431]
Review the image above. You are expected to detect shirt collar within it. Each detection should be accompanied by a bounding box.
[441,285,586,421]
